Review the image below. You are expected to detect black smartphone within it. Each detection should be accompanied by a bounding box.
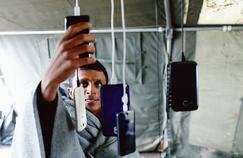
[167,61,198,111]
[116,111,136,156]
[100,84,130,136]
[65,15,90,58]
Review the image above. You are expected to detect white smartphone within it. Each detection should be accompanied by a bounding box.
[73,87,87,132]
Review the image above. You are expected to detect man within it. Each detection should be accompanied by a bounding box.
[11,22,139,158]
[61,61,125,158]
[66,61,109,119]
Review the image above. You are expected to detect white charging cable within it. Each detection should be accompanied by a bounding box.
[120,0,128,112]
[111,0,118,84]
[74,0,80,16]
[74,0,80,86]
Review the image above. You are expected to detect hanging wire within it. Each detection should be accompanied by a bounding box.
[110,0,117,84]
[181,0,186,61]
[74,0,80,86]
[120,0,128,112]
[76,69,80,87]
[74,0,80,16]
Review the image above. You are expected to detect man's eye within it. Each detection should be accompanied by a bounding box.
[81,81,88,88]
[94,81,103,88]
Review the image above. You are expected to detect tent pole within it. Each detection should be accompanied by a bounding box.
[164,0,173,55]
[164,0,173,158]
[175,25,243,31]
[1,25,243,35]
[0,28,164,35]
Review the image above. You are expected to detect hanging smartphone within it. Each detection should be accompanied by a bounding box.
[65,15,90,58]
[167,61,198,111]
[73,87,87,132]
[116,111,136,156]
[100,84,130,136]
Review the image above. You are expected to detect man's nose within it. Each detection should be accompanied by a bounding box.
[86,83,96,95]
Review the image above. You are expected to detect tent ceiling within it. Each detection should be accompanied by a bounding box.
[0,0,157,31]
[0,0,242,31]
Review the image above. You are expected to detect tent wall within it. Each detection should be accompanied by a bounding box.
[0,32,168,152]
[1,30,243,157]
[0,35,50,112]
[95,32,166,151]
[1,0,243,157]
[190,31,243,154]
[168,31,243,158]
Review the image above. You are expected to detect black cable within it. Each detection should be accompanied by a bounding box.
[47,38,51,59]
[76,69,80,87]
[181,0,186,62]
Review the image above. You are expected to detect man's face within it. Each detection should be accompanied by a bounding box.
[75,69,107,117]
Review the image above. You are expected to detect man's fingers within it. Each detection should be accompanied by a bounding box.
[74,57,96,67]
[68,44,96,59]
[67,34,96,50]
[62,22,92,41]
[54,21,96,70]
[59,34,96,52]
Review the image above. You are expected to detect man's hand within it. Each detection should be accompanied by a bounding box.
[41,22,96,102]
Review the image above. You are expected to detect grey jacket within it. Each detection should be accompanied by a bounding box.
[11,87,140,158]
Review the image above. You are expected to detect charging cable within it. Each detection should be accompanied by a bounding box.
[180,0,186,62]
[74,0,80,86]
[111,0,118,84]
[74,0,80,16]
[120,0,128,112]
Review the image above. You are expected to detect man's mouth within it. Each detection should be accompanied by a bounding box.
[85,98,99,103]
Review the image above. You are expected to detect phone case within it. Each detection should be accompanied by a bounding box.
[65,15,90,33]
[167,61,198,111]
[73,87,87,132]
[116,111,136,156]
[65,15,90,58]
[100,84,130,136]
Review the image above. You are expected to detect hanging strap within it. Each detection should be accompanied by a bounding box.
[120,0,128,112]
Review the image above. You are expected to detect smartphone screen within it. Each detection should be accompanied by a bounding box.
[116,111,136,156]
[73,87,87,132]
[100,84,130,136]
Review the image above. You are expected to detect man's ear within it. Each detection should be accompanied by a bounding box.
[67,87,74,99]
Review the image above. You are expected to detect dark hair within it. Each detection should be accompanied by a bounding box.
[79,60,109,84]
[68,60,109,87]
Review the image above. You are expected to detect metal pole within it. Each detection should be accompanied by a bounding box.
[1,25,243,35]
[175,25,243,31]
[164,0,173,55]
[0,30,65,35]
[0,27,164,35]
[92,27,164,33]
[164,1,173,158]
